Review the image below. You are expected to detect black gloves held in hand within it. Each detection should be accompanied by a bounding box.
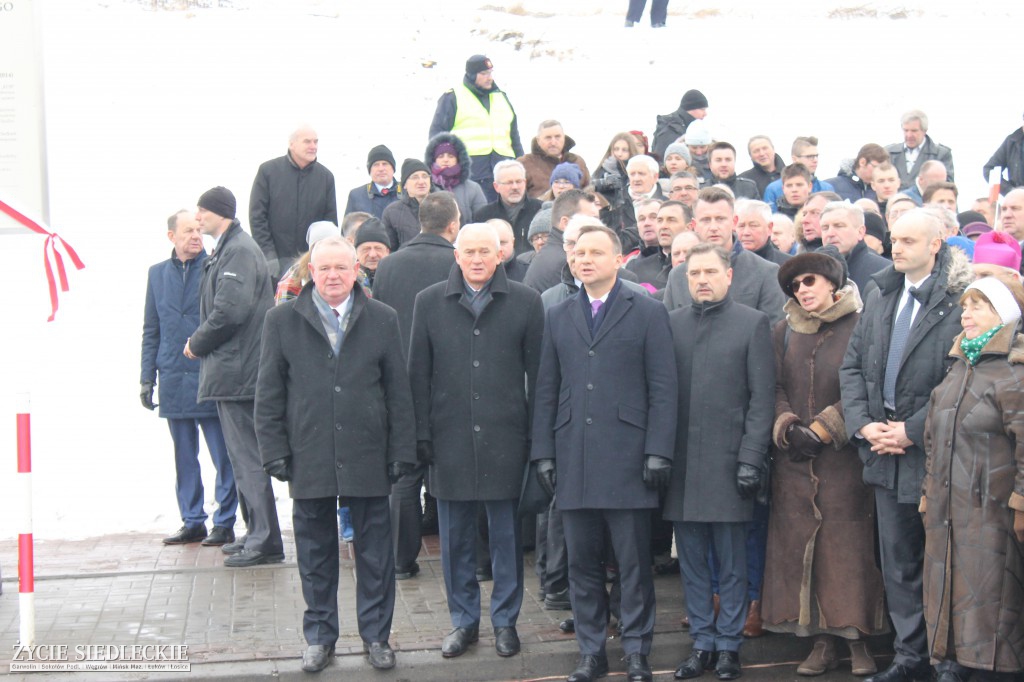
[535,458,557,498]
[786,423,825,462]
[140,381,157,411]
[642,455,672,492]
[736,462,762,500]
[264,457,292,482]
[388,461,416,484]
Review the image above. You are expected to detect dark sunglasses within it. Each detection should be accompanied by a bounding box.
[790,274,819,292]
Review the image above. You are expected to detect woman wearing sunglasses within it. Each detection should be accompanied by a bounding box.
[762,247,886,676]
[921,273,1024,682]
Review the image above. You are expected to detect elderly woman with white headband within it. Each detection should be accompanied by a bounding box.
[922,273,1024,682]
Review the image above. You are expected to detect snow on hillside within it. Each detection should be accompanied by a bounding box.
[0,0,1020,538]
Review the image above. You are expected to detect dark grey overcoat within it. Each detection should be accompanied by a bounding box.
[530,280,678,510]
[254,282,416,500]
[409,264,544,501]
[663,296,775,523]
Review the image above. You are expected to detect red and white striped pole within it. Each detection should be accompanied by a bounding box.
[16,391,35,646]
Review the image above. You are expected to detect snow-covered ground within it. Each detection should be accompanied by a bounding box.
[1,0,1021,539]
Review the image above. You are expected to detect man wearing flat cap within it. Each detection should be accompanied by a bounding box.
[185,186,284,568]
[429,55,524,203]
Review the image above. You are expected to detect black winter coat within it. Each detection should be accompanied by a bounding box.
[845,240,891,293]
[190,221,274,402]
[409,265,544,501]
[474,197,542,258]
[344,182,401,220]
[382,191,432,251]
[141,250,217,418]
[652,109,698,160]
[625,247,671,289]
[739,155,786,198]
[664,297,775,523]
[839,244,972,502]
[249,152,337,272]
[983,127,1024,195]
[255,283,416,499]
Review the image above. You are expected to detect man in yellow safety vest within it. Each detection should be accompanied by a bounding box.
[429,55,524,203]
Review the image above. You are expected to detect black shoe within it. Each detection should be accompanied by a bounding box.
[201,526,235,546]
[865,662,932,682]
[559,618,575,633]
[301,644,334,673]
[363,641,395,670]
[567,654,609,682]
[545,588,572,610]
[652,22,666,27]
[495,626,520,657]
[441,627,478,658]
[715,650,741,680]
[395,562,420,580]
[626,652,653,681]
[476,567,493,582]
[654,558,680,575]
[221,540,245,555]
[223,548,285,568]
[624,20,635,27]
[676,649,714,679]
[163,525,206,545]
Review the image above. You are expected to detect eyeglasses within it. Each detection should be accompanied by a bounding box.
[797,154,819,160]
[790,274,819,292]
[551,179,575,187]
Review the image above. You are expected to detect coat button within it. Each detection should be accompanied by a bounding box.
[588,350,595,357]
[474,425,481,432]
[335,424,342,431]
[587,384,594,390]
[474,393,480,400]
[335,386,341,393]
[586,418,593,425]
[327,352,334,359]
[944,480,949,487]
[336,462,343,469]
[473,360,480,367]
[473,329,481,336]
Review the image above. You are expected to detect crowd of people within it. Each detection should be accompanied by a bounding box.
[139,54,1024,682]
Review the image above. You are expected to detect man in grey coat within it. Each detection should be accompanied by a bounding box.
[532,224,678,682]
[184,186,283,568]
[885,110,954,190]
[255,236,416,673]
[840,210,971,682]
[409,223,544,660]
[664,242,774,681]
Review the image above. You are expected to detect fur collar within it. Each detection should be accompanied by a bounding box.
[784,283,862,334]
[949,323,1024,365]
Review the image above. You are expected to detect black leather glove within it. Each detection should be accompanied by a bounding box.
[535,458,557,498]
[388,461,416,484]
[263,457,292,482]
[642,455,672,492]
[140,381,157,411]
[786,423,824,462]
[736,462,762,500]
[416,440,434,465]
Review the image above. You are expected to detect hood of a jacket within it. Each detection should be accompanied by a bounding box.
[425,132,472,185]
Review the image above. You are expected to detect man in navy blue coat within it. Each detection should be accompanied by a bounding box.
[531,222,678,682]
[141,210,237,547]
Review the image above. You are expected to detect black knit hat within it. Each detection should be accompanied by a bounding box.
[401,158,430,185]
[863,211,886,243]
[680,89,709,111]
[354,218,390,249]
[197,186,236,219]
[778,245,847,299]
[466,54,493,77]
[366,145,396,173]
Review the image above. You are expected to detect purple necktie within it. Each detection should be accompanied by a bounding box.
[591,300,603,317]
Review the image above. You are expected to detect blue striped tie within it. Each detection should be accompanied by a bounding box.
[883,287,918,408]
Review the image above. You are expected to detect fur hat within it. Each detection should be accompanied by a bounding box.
[778,245,847,299]
[354,218,390,249]
[197,186,236,220]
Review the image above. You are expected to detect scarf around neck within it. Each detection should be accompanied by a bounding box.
[960,324,1004,365]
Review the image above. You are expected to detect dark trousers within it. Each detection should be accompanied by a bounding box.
[292,496,394,646]
[215,400,283,555]
[438,498,523,629]
[875,485,928,668]
[166,416,237,528]
[563,508,654,657]
[626,0,669,24]
[389,463,425,571]
[745,501,769,601]
[678,521,747,653]
[535,500,569,594]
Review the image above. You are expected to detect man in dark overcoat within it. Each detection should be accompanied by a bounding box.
[664,242,775,681]
[840,210,971,682]
[408,222,544,659]
[531,224,678,682]
[372,191,461,580]
[255,236,416,673]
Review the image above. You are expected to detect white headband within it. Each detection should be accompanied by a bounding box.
[966,277,1022,326]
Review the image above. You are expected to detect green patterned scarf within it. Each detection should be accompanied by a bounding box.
[960,324,1003,365]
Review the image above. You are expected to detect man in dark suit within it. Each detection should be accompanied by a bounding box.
[665,242,774,681]
[372,191,460,580]
[409,223,544,659]
[255,236,417,673]
[532,224,678,682]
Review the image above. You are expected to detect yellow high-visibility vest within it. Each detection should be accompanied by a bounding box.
[452,84,515,157]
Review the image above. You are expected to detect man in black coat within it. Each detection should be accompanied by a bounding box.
[738,136,785,198]
[664,243,774,681]
[185,187,283,569]
[409,223,544,660]
[255,236,416,673]
[249,126,337,278]
[625,200,691,290]
[840,211,971,682]
[983,117,1024,195]
[532,225,678,682]
[522,189,600,293]
[820,201,890,291]
[474,160,542,258]
[371,191,460,579]
[344,144,402,219]
[652,89,708,160]
[735,199,790,266]
[707,142,760,200]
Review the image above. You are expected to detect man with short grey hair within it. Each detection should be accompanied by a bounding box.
[475,160,543,257]
[735,199,788,266]
[819,201,889,290]
[886,110,954,190]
